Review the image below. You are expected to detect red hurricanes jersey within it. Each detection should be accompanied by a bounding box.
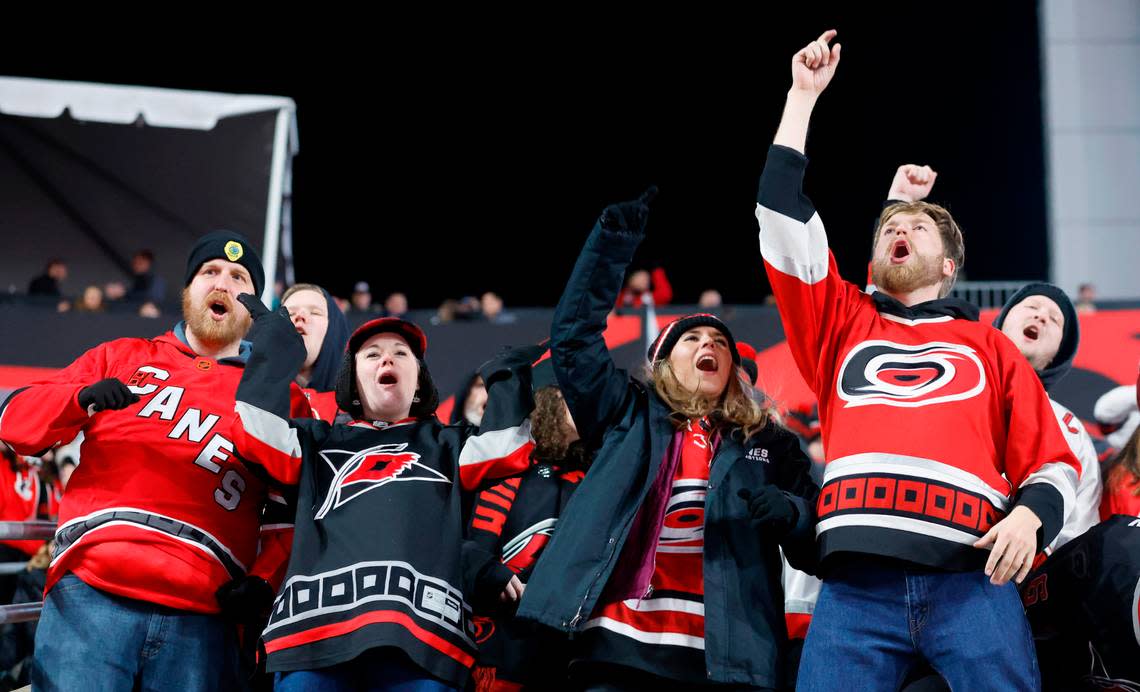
[581,419,712,680]
[0,329,308,612]
[587,419,711,648]
[756,145,1081,570]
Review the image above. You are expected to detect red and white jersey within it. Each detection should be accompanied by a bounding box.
[582,419,711,678]
[0,328,309,612]
[756,144,1081,570]
[782,555,820,642]
[299,388,340,423]
[1047,399,1101,553]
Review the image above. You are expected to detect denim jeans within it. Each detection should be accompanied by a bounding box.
[797,561,1040,691]
[273,647,458,692]
[32,573,242,692]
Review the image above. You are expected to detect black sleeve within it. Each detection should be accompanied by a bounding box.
[771,424,821,574]
[550,221,640,449]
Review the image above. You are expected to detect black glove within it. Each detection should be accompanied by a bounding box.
[215,575,275,624]
[600,185,658,234]
[236,294,306,361]
[738,486,798,537]
[468,551,519,612]
[78,378,139,412]
[479,343,547,382]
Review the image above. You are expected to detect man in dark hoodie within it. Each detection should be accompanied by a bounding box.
[281,283,350,421]
[995,283,1101,555]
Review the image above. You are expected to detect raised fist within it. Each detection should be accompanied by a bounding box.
[887,164,938,203]
[791,30,842,96]
[600,186,659,235]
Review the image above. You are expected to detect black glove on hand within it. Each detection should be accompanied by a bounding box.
[78,378,139,412]
[236,294,306,361]
[738,486,798,537]
[215,575,275,624]
[600,185,659,234]
[473,559,519,612]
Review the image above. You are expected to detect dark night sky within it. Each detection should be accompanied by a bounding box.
[6,3,1047,308]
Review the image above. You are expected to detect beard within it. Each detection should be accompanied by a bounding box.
[871,252,946,296]
[181,289,252,349]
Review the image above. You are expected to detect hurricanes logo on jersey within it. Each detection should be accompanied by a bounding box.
[315,443,448,519]
[837,340,985,408]
[501,519,558,574]
[657,480,707,554]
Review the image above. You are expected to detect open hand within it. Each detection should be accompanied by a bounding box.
[973,505,1041,586]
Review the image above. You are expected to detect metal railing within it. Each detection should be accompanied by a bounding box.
[0,520,54,625]
[949,281,1037,309]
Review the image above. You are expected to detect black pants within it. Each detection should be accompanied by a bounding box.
[572,661,776,692]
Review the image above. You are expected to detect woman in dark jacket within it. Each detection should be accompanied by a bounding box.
[517,189,819,691]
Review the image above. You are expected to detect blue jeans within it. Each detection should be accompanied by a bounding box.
[274,647,458,692]
[798,561,1040,691]
[32,573,242,692]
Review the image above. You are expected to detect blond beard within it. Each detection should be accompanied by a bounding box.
[871,252,946,297]
[181,289,252,349]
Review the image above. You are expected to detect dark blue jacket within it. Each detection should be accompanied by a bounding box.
[516,219,819,688]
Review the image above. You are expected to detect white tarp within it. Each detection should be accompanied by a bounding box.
[0,76,295,131]
[0,76,297,302]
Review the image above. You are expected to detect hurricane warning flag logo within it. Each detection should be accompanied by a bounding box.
[837,340,985,408]
[501,519,558,574]
[315,443,448,519]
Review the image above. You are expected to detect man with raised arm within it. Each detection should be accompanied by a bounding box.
[0,232,306,691]
[755,30,1080,689]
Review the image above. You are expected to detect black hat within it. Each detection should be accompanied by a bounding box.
[335,317,438,419]
[993,282,1080,392]
[184,231,265,296]
[647,313,741,366]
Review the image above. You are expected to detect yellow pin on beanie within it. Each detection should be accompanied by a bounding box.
[224,241,244,262]
[184,231,264,295]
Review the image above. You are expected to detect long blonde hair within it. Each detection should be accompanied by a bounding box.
[651,359,769,439]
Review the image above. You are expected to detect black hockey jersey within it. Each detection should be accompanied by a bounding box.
[468,462,584,685]
[232,354,535,685]
[1023,515,1140,690]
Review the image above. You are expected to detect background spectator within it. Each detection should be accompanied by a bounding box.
[384,291,409,318]
[1076,283,1097,314]
[350,281,377,313]
[27,259,66,297]
[103,281,126,303]
[616,266,672,308]
[698,289,723,310]
[73,285,105,313]
[125,250,166,304]
[137,301,161,319]
[433,298,459,324]
[453,295,482,321]
[481,291,516,324]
